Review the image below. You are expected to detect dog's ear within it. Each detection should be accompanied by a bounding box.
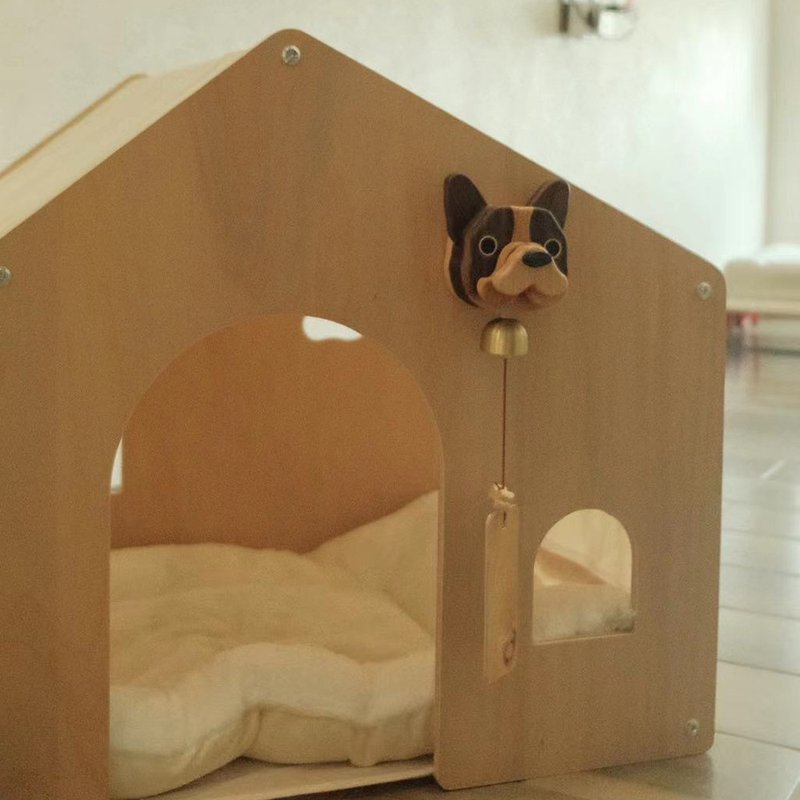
[528,179,570,229]
[444,174,487,241]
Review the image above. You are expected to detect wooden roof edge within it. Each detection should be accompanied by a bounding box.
[0,48,248,239]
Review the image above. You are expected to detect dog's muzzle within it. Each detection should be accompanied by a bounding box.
[476,242,568,308]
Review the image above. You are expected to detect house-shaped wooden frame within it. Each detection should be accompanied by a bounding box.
[0,29,726,800]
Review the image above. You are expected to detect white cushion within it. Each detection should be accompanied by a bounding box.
[110,491,633,797]
[110,494,438,797]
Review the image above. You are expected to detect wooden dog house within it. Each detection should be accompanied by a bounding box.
[0,29,726,800]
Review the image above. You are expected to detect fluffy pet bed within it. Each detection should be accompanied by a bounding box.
[110,492,633,798]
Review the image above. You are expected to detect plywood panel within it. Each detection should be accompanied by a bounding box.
[498,184,726,779]
[152,757,434,800]
[0,28,724,799]
[111,314,441,551]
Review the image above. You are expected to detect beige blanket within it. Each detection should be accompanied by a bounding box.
[110,491,632,798]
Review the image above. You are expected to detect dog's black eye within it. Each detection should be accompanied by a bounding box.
[478,235,499,257]
[544,238,562,258]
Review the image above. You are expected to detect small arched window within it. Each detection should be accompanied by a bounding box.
[533,509,634,643]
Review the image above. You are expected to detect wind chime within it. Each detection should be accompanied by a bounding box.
[443,172,571,681]
[481,318,529,682]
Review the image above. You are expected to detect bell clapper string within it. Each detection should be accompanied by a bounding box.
[491,359,520,527]
[495,355,510,526]
[501,355,507,490]
[481,316,527,529]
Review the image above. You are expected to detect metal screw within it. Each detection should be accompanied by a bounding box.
[686,718,700,737]
[696,282,712,301]
[282,45,301,66]
[0,266,11,287]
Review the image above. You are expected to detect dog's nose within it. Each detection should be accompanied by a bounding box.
[522,250,551,269]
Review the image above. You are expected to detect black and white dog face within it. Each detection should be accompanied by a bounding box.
[444,174,570,309]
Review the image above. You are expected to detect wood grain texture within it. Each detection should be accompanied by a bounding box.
[303,349,797,799]
[484,504,520,682]
[110,314,440,551]
[152,758,435,800]
[0,28,725,799]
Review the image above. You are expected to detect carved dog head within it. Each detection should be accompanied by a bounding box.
[444,174,570,309]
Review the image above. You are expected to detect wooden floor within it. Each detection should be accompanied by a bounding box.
[320,343,800,800]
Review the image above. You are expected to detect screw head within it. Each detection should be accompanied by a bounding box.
[282,45,301,66]
[686,718,700,736]
[0,266,11,287]
[696,282,712,301]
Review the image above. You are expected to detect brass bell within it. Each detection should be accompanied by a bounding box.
[480,318,528,358]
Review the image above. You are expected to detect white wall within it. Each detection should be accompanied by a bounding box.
[0,0,769,266]
[767,0,800,244]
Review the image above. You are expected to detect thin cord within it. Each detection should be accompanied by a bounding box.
[501,357,507,489]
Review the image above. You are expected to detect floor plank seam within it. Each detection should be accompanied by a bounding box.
[719,605,800,621]
[718,603,800,622]
[719,561,800,578]
[713,729,800,754]
[723,531,800,543]
[723,499,800,514]
[714,728,800,754]
[722,526,800,543]
[717,658,800,679]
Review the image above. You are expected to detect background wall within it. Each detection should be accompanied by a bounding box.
[767,0,800,244]
[1,0,770,267]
